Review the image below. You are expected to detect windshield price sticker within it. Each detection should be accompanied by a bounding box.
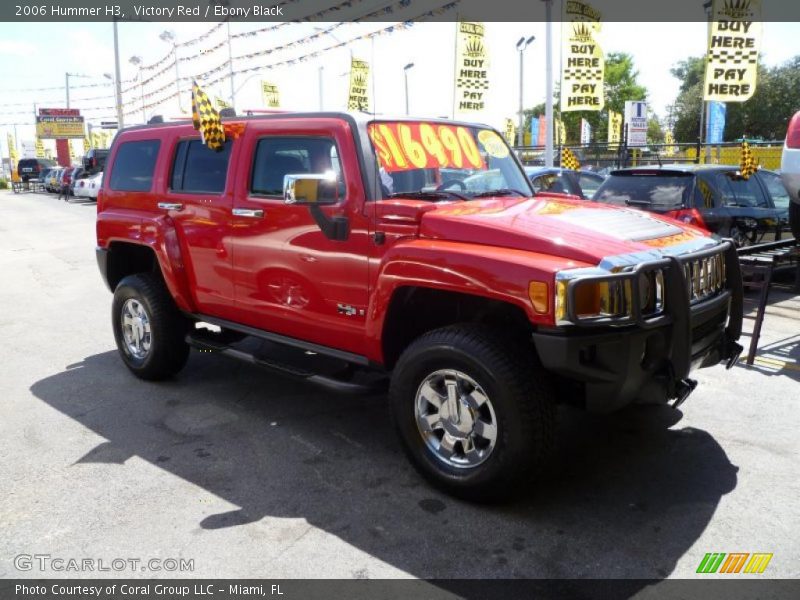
[369,122,485,173]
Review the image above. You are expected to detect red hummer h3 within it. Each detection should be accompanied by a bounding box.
[96,113,743,499]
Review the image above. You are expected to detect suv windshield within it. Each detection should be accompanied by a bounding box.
[367,121,531,200]
[593,173,693,211]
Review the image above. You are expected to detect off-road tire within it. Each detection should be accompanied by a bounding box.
[112,273,189,381]
[389,324,556,501]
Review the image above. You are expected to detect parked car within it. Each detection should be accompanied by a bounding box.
[593,165,788,246]
[37,167,55,185]
[68,167,86,194]
[74,171,102,200]
[46,168,63,192]
[525,167,605,199]
[96,113,742,500]
[82,148,109,176]
[781,110,800,239]
[17,158,57,183]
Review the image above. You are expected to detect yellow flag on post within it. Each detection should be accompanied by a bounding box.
[192,80,226,152]
[704,0,762,102]
[561,1,604,112]
[561,147,581,170]
[261,81,280,108]
[347,58,370,112]
[454,21,490,114]
[739,141,758,179]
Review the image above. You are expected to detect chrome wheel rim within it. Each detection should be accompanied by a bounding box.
[121,299,152,359]
[414,369,498,469]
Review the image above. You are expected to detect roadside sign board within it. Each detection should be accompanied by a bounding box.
[624,100,648,147]
[36,116,86,139]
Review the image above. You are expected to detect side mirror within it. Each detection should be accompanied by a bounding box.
[283,173,340,205]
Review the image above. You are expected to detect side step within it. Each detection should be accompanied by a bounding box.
[185,331,387,395]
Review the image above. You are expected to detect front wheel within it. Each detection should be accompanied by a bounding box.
[389,325,555,501]
[112,273,189,381]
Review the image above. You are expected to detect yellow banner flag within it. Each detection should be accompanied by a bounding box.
[664,130,676,156]
[83,137,91,153]
[347,58,370,112]
[35,138,45,158]
[215,97,231,110]
[503,118,516,145]
[7,133,18,164]
[556,118,567,145]
[608,110,622,146]
[261,81,280,108]
[704,0,762,102]
[561,1,604,112]
[454,22,489,113]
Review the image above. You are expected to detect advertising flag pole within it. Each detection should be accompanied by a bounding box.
[544,0,554,167]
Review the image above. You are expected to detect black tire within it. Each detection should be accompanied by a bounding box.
[112,273,190,381]
[790,201,800,241]
[389,324,555,501]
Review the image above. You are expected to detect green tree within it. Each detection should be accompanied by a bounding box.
[670,55,800,142]
[522,52,648,145]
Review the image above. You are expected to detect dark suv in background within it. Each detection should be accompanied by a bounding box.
[593,165,789,246]
[17,158,57,182]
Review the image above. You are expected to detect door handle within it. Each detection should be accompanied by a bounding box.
[232,208,264,218]
[158,202,183,211]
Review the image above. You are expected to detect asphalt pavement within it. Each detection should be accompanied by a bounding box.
[1,189,798,585]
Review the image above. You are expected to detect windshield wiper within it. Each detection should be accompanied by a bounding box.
[470,188,527,198]
[387,190,470,201]
[624,199,652,206]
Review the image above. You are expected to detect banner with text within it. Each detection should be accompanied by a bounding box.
[703,0,762,102]
[580,118,592,144]
[561,0,604,112]
[261,82,280,108]
[624,100,648,147]
[347,58,370,112]
[454,21,490,113]
[608,110,622,146]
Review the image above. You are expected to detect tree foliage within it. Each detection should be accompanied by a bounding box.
[670,55,800,142]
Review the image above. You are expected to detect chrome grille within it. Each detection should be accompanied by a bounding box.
[683,252,726,303]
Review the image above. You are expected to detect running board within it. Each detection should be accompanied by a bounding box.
[185,332,387,395]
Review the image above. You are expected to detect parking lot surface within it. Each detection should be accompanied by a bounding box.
[1,189,798,583]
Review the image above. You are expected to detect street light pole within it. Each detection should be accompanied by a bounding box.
[544,0,554,167]
[112,19,125,129]
[318,66,324,110]
[65,73,70,108]
[516,35,535,147]
[403,63,414,115]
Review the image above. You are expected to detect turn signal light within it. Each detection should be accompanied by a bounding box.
[528,281,549,314]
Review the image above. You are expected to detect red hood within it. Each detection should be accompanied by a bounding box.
[418,195,710,266]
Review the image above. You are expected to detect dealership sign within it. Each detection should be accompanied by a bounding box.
[36,108,85,139]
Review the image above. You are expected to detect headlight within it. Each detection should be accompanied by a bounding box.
[555,268,663,324]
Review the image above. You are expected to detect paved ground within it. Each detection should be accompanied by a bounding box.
[1,189,798,584]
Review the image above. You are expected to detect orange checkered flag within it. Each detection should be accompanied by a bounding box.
[561,147,580,170]
[191,80,226,152]
[739,141,758,180]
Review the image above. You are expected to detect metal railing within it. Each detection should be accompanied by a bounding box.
[513,140,785,172]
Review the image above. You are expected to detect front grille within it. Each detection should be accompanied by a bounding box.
[682,251,726,303]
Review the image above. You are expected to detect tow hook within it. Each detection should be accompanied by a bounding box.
[725,341,744,370]
[672,378,698,409]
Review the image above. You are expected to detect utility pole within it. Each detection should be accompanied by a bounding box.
[318,66,324,110]
[65,73,70,108]
[226,21,236,108]
[113,20,125,129]
[403,63,414,115]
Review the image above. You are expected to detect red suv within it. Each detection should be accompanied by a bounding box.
[96,113,743,499]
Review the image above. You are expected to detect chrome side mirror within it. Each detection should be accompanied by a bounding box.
[283,172,339,205]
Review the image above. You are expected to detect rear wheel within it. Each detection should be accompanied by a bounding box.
[389,324,555,501]
[112,273,189,380]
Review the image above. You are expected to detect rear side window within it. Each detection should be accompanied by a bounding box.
[719,171,769,208]
[758,171,789,209]
[109,140,160,192]
[170,139,232,194]
[250,137,343,197]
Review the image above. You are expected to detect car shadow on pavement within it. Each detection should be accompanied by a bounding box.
[30,351,738,586]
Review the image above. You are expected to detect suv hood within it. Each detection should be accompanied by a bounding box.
[419,196,711,266]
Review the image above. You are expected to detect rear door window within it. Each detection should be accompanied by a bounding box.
[757,171,789,209]
[170,139,232,194]
[720,171,769,207]
[109,140,160,192]
[577,172,604,197]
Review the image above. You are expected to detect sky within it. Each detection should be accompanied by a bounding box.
[0,17,798,154]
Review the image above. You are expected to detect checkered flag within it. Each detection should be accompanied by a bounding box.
[192,80,226,152]
[561,147,580,171]
[739,141,758,180]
